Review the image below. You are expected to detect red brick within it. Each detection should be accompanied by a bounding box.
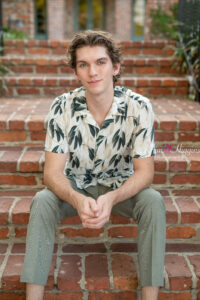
[0,175,37,186]
[19,151,42,172]
[0,150,21,172]
[178,132,200,142]
[173,190,200,196]
[158,292,191,300]
[0,244,8,253]
[108,226,137,238]
[36,58,47,66]
[110,243,137,253]
[136,67,157,74]
[62,243,106,253]
[1,255,26,290]
[149,88,172,96]
[187,255,200,289]
[111,254,138,290]
[28,115,45,131]
[88,291,137,300]
[166,226,196,239]
[159,115,177,130]
[45,79,58,86]
[166,153,187,172]
[175,87,188,95]
[0,293,26,300]
[163,79,176,87]
[153,174,167,184]
[17,88,40,95]
[60,227,104,238]
[137,79,149,87]
[154,154,167,171]
[61,216,81,225]
[170,174,200,185]
[85,254,109,290]
[12,198,32,224]
[110,214,130,224]
[37,67,57,74]
[177,116,197,130]
[31,132,46,141]
[0,132,27,142]
[185,153,200,171]
[175,197,200,224]
[57,255,81,290]
[0,114,9,130]
[165,254,192,290]
[15,227,27,238]
[18,78,31,86]
[44,292,83,300]
[0,228,9,239]
[9,116,25,130]
[0,197,15,225]
[164,197,178,224]
[28,48,50,55]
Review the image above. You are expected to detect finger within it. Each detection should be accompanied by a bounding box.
[89,200,99,216]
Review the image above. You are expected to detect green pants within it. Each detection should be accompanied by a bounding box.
[20,182,166,287]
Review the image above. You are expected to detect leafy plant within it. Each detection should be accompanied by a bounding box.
[3,26,28,40]
[150,3,179,40]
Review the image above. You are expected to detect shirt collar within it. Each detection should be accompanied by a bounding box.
[71,86,127,118]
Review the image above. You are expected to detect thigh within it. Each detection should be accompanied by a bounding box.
[111,186,165,220]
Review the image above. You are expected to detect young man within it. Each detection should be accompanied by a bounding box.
[20,30,166,300]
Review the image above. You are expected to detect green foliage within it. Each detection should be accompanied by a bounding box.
[3,26,28,40]
[150,3,179,40]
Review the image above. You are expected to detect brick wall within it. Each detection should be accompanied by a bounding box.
[2,0,34,39]
[2,0,179,41]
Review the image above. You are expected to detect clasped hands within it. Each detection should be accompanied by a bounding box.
[74,193,115,229]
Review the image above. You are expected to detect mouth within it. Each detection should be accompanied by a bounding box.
[88,79,102,84]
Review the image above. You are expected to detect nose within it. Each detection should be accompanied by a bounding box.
[88,64,97,76]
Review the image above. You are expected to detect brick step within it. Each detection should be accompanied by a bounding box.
[0,55,182,76]
[3,39,176,57]
[0,146,200,190]
[0,190,200,242]
[0,98,199,146]
[0,242,200,299]
[0,75,189,98]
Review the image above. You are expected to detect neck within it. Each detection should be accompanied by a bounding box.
[85,86,115,127]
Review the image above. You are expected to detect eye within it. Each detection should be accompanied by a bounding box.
[97,60,106,65]
[79,63,87,68]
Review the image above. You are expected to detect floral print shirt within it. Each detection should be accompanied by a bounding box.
[45,86,156,189]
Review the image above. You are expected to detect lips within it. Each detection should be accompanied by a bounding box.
[88,80,102,84]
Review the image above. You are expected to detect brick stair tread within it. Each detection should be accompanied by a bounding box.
[0,97,200,146]
[1,74,188,81]
[0,189,200,226]
[0,243,200,298]
[0,145,200,173]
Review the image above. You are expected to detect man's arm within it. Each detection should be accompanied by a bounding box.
[83,156,154,228]
[44,151,99,221]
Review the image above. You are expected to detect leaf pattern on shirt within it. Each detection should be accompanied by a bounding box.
[45,86,156,189]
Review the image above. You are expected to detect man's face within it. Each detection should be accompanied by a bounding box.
[74,45,120,96]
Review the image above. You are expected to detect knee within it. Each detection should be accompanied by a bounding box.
[149,190,165,213]
[30,189,60,223]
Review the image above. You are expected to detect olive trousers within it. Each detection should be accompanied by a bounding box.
[20,182,166,287]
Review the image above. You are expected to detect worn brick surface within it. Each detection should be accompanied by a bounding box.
[165,254,193,290]
[111,254,138,290]
[85,254,110,290]
[57,255,82,290]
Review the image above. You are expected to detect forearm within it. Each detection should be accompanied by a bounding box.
[109,169,154,206]
[44,171,81,208]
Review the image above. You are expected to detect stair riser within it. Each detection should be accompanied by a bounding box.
[0,195,200,242]
[1,61,182,76]
[0,81,189,98]
[2,40,176,57]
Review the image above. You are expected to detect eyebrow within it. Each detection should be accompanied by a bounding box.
[77,57,108,64]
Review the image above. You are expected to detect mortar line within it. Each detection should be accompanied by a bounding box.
[184,254,198,289]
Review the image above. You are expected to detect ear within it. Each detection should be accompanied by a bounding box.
[113,62,120,76]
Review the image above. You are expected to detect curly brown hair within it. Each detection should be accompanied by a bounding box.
[67,30,121,84]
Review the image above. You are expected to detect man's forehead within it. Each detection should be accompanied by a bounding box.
[76,45,109,61]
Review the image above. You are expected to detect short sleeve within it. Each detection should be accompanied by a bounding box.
[45,96,69,154]
[131,100,156,158]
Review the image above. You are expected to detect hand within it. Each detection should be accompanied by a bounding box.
[73,194,100,225]
[82,192,115,229]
